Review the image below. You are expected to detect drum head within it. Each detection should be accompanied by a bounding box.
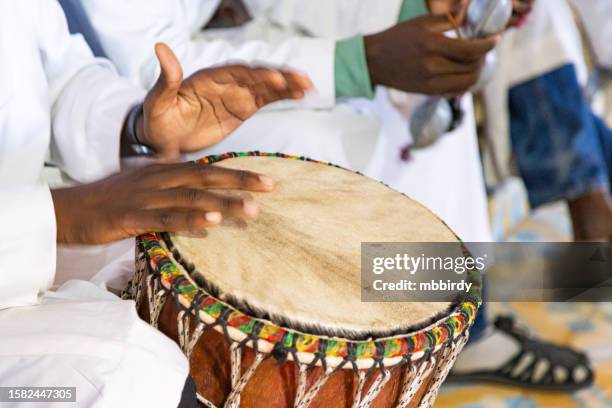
[167,155,465,339]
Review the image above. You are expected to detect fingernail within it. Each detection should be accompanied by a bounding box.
[243,199,260,219]
[258,175,276,189]
[205,212,222,223]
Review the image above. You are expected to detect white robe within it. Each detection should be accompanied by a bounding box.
[0,1,188,406]
[570,0,612,70]
[79,0,406,109]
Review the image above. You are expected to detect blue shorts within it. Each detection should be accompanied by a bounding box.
[470,65,612,342]
[509,64,611,208]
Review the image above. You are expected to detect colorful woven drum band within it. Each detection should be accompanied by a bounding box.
[136,151,482,370]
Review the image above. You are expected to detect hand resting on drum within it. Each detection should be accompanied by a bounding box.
[125,43,313,162]
[50,163,275,245]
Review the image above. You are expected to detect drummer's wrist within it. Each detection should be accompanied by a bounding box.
[120,103,152,157]
[50,187,78,244]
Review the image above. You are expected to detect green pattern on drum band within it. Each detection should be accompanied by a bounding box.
[138,151,481,361]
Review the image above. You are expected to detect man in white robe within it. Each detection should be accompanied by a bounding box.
[0,1,309,405]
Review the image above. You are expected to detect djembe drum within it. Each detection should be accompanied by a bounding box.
[125,152,481,408]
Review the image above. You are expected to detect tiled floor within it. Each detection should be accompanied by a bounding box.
[441,173,612,407]
[437,302,612,407]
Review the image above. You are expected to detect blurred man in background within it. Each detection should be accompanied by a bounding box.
[0,1,309,405]
[483,0,612,240]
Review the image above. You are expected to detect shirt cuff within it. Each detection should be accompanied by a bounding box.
[85,83,145,180]
[334,36,375,99]
[399,0,429,21]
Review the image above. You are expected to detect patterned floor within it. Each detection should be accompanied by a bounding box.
[446,172,612,407]
[437,302,612,408]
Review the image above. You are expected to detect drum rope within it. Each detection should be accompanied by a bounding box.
[146,274,167,329]
[122,249,146,308]
[418,334,469,408]
[229,343,243,407]
[294,364,309,407]
[357,368,391,408]
[351,371,367,408]
[144,268,472,408]
[177,310,207,358]
[397,354,436,408]
[196,392,218,408]
[294,366,334,408]
[224,352,267,408]
[133,253,146,309]
[136,240,478,408]
[396,363,418,408]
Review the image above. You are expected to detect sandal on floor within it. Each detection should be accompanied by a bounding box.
[447,316,594,391]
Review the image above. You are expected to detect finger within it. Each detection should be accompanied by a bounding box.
[424,55,483,76]
[211,65,309,104]
[280,70,312,99]
[418,14,454,33]
[148,43,184,112]
[279,70,313,93]
[235,67,293,107]
[250,69,311,103]
[246,66,288,90]
[429,35,498,62]
[122,208,223,235]
[211,66,299,106]
[248,81,290,108]
[143,188,260,220]
[246,67,311,99]
[248,79,304,107]
[215,65,285,88]
[142,162,276,191]
[454,0,469,25]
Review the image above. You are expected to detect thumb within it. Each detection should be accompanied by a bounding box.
[454,0,469,26]
[452,0,470,26]
[148,43,183,111]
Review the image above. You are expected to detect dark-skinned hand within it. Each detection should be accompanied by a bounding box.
[364,14,498,95]
[135,43,313,162]
[51,162,275,245]
[427,0,467,15]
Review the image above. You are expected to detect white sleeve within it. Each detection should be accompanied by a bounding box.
[39,0,146,183]
[0,186,56,309]
[80,0,335,109]
[245,0,404,39]
[570,0,612,70]
[495,0,588,87]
